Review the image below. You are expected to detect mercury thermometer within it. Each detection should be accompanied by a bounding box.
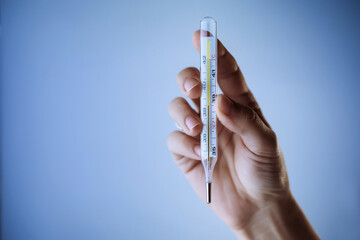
[200,17,218,204]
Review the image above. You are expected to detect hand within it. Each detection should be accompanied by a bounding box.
[167,30,320,239]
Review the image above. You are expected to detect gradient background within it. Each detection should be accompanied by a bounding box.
[1,0,360,239]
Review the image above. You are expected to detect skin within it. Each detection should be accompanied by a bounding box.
[167,30,320,239]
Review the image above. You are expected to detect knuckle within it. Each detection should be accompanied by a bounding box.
[237,105,256,123]
[267,129,278,147]
[218,64,240,80]
[247,108,258,122]
[248,101,260,112]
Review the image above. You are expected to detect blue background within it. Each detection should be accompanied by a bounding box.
[1,0,360,239]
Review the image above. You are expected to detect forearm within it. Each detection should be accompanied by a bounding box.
[233,193,320,240]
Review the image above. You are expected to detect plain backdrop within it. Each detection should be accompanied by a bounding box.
[1,0,360,239]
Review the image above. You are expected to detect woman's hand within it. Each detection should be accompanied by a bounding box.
[167,30,319,239]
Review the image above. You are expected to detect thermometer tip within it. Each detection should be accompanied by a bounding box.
[206,182,211,204]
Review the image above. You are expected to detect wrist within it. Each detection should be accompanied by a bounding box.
[232,192,320,240]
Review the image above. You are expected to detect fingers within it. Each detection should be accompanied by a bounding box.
[192,30,270,128]
[167,97,203,176]
[216,95,278,157]
[167,131,201,161]
[167,131,203,185]
[176,67,201,109]
[192,30,250,105]
[168,97,202,137]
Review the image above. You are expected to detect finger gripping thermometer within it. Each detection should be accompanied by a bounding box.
[200,17,217,204]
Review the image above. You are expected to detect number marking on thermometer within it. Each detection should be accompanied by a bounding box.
[200,37,217,160]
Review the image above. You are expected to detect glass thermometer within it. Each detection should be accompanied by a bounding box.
[200,17,218,204]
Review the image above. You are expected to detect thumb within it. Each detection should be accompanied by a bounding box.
[216,94,278,157]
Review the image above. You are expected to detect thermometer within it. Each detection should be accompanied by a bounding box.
[200,17,218,204]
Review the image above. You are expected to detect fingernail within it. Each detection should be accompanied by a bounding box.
[184,78,199,92]
[185,116,199,130]
[194,145,201,156]
[219,95,233,115]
